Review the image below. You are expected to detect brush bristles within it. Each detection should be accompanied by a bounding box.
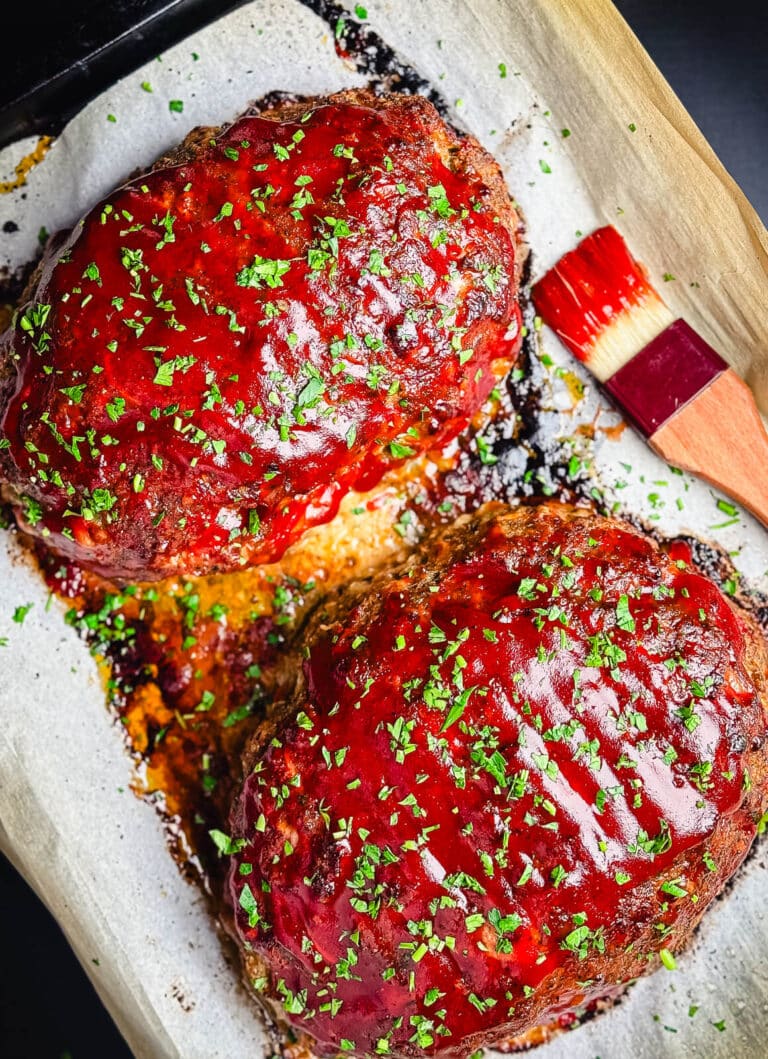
[586,293,675,382]
[532,226,676,379]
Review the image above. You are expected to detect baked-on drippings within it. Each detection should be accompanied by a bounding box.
[228,503,768,1058]
[0,91,523,580]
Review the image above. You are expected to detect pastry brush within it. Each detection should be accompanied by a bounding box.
[532,225,768,528]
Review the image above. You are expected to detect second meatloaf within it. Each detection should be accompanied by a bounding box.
[228,502,768,1057]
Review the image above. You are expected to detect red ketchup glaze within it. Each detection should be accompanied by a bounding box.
[228,505,766,1057]
[531,226,658,362]
[0,96,522,580]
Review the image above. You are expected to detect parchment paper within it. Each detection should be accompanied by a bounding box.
[1,2,767,1057]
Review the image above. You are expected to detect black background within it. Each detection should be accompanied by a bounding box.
[1,1,766,1056]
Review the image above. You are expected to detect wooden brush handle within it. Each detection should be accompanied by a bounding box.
[650,370,768,529]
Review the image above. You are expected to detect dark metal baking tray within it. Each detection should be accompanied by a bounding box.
[0,0,250,150]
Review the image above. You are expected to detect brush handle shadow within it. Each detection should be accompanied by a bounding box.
[650,370,768,530]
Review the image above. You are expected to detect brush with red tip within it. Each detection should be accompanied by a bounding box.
[532,225,768,528]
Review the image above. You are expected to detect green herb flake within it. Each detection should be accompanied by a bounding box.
[615,593,636,633]
[238,883,261,927]
[236,255,291,289]
[12,603,33,624]
[61,384,87,404]
[209,829,246,856]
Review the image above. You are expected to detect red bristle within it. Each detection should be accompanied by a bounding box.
[532,226,658,361]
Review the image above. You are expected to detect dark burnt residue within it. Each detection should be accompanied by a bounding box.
[447,286,598,510]
[38,544,307,894]
[0,257,37,319]
[300,0,451,119]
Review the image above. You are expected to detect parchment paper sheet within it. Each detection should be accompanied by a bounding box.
[1,3,767,1056]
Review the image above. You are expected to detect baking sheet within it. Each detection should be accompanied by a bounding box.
[1,1,767,1056]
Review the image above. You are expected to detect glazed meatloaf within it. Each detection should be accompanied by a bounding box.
[0,90,524,581]
[227,502,768,1057]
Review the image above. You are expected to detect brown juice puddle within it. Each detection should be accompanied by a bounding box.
[0,136,54,195]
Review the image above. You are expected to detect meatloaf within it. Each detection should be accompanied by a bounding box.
[227,502,768,1057]
[0,91,524,581]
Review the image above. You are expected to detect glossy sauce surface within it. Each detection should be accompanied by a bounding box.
[0,94,521,580]
[228,504,766,1057]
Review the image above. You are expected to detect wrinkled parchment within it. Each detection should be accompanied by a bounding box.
[1,2,767,1056]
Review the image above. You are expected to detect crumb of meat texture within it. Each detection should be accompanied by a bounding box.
[226,501,768,1058]
[0,89,525,581]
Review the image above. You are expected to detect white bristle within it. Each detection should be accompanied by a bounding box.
[587,293,675,382]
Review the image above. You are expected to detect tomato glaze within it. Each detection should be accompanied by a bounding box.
[228,504,766,1057]
[0,95,522,580]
